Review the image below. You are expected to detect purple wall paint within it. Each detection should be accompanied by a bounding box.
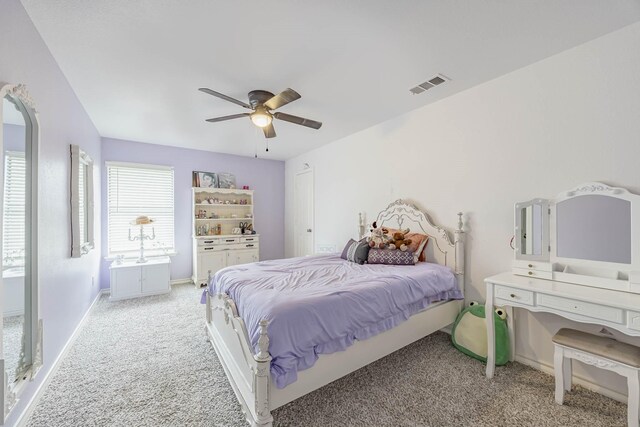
[100,137,285,287]
[1,1,103,425]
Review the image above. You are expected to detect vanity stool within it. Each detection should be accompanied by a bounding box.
[553,328,640,427]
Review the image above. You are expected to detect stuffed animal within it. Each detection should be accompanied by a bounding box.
[387,228,412,251]
[451,301,510,365]
[367,221,391,249]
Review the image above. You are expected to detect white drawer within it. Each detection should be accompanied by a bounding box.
[538,294,624,324]
[512,260,552,271]
[219,237,240,244]
[628,311,640,331]
[240,236,259,243]
[495,285,534,306]
[512,267,552,280]
[198,238,220,246]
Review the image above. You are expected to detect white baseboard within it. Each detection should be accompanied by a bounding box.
[515,353,628,404]
[170,278,193,286]
[14,289,106,427]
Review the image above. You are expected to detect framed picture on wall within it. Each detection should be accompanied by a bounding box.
[193,171,218,188]
[218,172,236,189]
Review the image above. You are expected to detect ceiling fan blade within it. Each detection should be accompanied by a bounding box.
[199,88,252,109]
[262,123,276,138]
[273,112,322,129]
[264,88,301,110]
[205,113,250,123]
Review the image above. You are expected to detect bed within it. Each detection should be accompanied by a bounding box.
[204,200,465,426]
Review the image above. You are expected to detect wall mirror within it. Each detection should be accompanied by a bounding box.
[514,198,549,262]
[70,144,94,257]
[0,83,41,423]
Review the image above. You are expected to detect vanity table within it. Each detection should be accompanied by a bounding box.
[486,182,640,379]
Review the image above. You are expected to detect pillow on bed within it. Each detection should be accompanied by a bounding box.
[340,238,370,265]
[383,228,429,261]
[367,248,416,265]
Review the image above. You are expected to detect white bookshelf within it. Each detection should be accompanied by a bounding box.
[191,188,259,287]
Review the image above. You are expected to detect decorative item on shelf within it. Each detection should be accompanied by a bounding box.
[239,222,249,234]
[245,213,253,218]
[242,185,249,190]
[230,213,238,218]
[193,171,218,188]
[128,216,156,263]
[244,223,255,234]
[232,227,242,235]
[115,254,125,265]
[216,224,222,235]
[210,213,219,219]
[224,200,230,204]
[218,172,236,189]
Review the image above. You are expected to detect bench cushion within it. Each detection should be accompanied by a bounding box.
[553,328,640,368]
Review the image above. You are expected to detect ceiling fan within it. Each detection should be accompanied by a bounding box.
[199,87,322,139]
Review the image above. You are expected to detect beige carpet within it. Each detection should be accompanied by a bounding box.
[27,284,627,426]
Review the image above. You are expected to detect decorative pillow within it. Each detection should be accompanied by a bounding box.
[367,248,416,265]
[383,228,429,261]
[340,238,370,265]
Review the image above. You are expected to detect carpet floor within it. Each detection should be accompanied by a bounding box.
[3,314,23,385]
[27,284,627,426]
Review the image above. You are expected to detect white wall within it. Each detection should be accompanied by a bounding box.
[285,22,640,398]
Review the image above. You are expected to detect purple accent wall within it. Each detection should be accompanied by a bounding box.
[100,137,285,287]
[1,1,103,425]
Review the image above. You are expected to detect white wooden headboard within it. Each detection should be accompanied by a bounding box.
[374,199,465,292]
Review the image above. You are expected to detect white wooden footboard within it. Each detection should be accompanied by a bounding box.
[205,292,272,426]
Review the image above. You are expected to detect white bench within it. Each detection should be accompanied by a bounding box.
[553,328,640,427]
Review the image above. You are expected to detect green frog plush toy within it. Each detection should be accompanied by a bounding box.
[451,301,510,366]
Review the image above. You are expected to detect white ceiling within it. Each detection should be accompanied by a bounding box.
[21,0,640,160]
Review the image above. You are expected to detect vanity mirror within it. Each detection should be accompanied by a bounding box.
[513,182,640,293]
[0,83,41,424]
[514,198,549,262]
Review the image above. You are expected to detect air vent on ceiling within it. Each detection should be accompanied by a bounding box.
[409,74,449,95]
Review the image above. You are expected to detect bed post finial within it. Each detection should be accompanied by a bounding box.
[256,319,270,361]
[454,212,465,294]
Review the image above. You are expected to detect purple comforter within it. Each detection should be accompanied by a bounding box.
[206,254,462,388]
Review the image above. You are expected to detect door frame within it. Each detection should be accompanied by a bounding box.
[294,168,314,257]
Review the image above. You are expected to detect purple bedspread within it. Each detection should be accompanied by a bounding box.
[206,254,462,388]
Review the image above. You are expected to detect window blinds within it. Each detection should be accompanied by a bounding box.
[2,152,26,265]
[107,162,175,257]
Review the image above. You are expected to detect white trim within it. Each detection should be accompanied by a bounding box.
[515,353,628,404]
[14,289,105,427]
[170,278,192,286]
[105,161,173,170]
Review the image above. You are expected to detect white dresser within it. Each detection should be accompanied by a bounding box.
[109,257,171,301]
[191,188,259,287]
[192,235,259,287]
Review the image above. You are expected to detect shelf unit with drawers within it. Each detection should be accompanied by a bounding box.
[191,188,259,287]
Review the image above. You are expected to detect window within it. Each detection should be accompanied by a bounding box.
[107,162,175,257]
[2,151,25,267]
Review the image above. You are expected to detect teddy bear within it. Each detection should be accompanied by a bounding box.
[367,221,391,249]
[387,228,412,251]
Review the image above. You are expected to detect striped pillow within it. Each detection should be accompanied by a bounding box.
[340,238,370,265]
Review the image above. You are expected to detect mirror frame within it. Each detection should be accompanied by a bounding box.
[549,182,640,291]
[70,144,94,257]
[0,83,41,424]
[514,198,550,262]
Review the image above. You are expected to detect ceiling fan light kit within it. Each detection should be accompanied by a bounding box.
[199,87,322,139]
[250,106,272,128]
